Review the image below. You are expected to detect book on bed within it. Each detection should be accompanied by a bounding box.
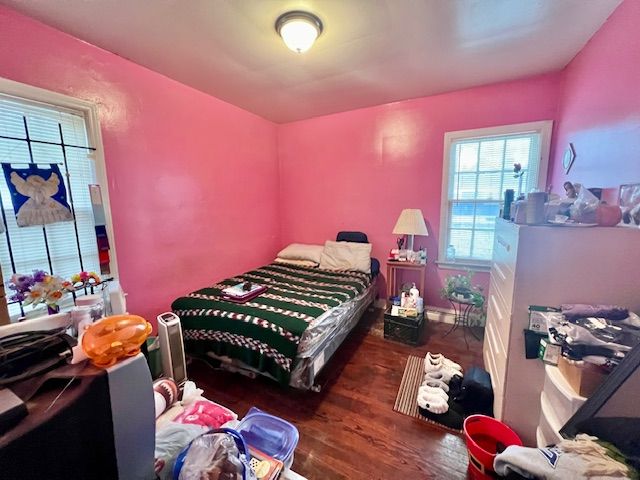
[222,282,266,299]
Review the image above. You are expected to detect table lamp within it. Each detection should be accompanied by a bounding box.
[392,208,428,251]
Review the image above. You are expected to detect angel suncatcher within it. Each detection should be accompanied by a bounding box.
[2,164,73,227]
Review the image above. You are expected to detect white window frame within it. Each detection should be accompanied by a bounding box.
[437,120,553,271]
[0,76,119,280]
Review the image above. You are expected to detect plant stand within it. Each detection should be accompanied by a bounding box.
[443,296,481,348]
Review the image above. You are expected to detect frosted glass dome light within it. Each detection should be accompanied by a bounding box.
[276,11,323,54]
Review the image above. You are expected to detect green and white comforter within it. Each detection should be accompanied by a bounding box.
[171,263,371,385]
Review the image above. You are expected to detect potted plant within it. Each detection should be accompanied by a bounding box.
[440,271,485,308]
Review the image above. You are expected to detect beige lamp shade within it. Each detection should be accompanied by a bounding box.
[393,209,429,236]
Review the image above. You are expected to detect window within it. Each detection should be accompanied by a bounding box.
[438,121,552,268]
[0,80,114,319]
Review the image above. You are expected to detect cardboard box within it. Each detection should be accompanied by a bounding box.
[558,355,608,397]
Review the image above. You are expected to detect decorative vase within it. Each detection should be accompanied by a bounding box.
[47,305,60,315]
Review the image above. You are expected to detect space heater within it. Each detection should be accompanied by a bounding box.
[157,312,188,385]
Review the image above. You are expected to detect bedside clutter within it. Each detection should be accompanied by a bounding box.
[385,281,426,345]
[384,308,425,345]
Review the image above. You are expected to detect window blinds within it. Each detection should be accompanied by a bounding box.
[0,94,100,317]
[446,132,542,261]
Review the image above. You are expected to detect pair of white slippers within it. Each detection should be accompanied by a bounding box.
[417,353,463,414]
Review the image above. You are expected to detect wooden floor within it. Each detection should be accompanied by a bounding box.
[189,308,485,480]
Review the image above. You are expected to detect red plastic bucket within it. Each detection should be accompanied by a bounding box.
[463,415,523,479]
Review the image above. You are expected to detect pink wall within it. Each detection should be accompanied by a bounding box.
[278,74,561,307]
[2,0,634,319]
[549,0,640,201]
[0,6,280,322]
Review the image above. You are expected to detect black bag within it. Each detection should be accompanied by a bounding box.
[455,366,494,417]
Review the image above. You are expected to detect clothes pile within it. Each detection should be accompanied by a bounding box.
[547,304,640,369]
[494,434,638,479]
[154,380,239,480]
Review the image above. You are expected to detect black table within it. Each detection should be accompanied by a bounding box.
[443,296,482,348]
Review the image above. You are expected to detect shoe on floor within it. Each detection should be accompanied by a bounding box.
[417,384,449,402]
[418,403,464,430]
[420,378,450,392]
[424,352,463,373]
[416,389,449,414]
[423,365,463,384]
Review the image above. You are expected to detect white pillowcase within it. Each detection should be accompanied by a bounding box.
[274,257,318,268]
[277,243,324,264]
[319,240,372,273]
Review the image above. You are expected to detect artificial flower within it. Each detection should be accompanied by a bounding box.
[9,270,73,309]
[71,271,101,286]
[33,270,47,283]
[513,162,524,178]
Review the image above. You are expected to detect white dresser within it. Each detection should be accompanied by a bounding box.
[483,219,640,446]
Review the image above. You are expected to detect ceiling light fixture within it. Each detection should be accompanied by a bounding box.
[275,11,323,54]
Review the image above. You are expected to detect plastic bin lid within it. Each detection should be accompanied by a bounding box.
[236,407,299,461]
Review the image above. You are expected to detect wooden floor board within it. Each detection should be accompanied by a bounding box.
[190,307,484,480]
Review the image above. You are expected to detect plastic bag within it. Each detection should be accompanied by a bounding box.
[569,186,599,223]
[155,423,208,480]
[174,428,257,480]
[181,380,204,406]
[620,183,640,226]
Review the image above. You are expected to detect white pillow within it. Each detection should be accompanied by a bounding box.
[277,243,324,264]
[319,240,372,273]
[274,257,318,268]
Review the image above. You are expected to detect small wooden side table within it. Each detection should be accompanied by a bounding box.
[386,261,426,299]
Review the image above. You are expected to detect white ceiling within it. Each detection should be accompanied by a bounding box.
[1,0,622,123]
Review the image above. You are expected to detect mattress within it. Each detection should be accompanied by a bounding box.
[200,282,375,390]
[171,262,371,385]
[297,283,375,358]
[290,283,375,389]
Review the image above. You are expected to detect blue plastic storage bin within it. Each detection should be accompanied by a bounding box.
[236,407,299,468]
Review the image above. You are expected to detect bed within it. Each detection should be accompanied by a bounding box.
[171,232,379,390]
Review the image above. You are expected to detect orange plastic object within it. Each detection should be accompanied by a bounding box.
[81,314,152,367]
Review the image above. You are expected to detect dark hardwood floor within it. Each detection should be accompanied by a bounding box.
[189,308,485,480]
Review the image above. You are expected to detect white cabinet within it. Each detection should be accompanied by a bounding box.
[484,219,640,446]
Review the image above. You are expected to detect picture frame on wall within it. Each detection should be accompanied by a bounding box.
[619,183,640,227]
[562,143,576,174]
